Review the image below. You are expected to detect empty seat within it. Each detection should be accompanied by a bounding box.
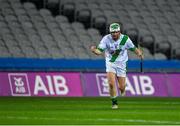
[156,40,171,54]
[79,34,92,42]
[11,2,23,10]
[56,40,71,48]
[46,0,59,12]
[39,8,52,17]
[18,15,31,22]
[75,9,91,28]
[122,22,136,33]
[87,28,101,38]
[92,15,107,35]
[174,48,180,59]
[48,46,64,59]
[0,27,11,35]
[60,2,75,22]
[2,34,15,41]
[23,2,36,11]
[53,34,67,42]
[42,37,57,47]
[74,29,87,36]
[71,22,85,30]
[0,39,5,46]
[30,15,44,22]
[60,22,72,29]
[61,46,76,59]
[63,28,75,36]
[88,2,99,10]
[154,53,167,60]
[55,15,69,23]
[140,34,155,49]
[125,28,139,45]
[19,39,32,47]
[27,9,39,17]
[36,46,51,58]
[5,15,17,22]
[14,8,26,15]
[142,47,154,60]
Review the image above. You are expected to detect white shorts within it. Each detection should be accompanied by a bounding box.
[106,62,126,77]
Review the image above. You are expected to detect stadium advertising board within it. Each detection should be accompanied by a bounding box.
[82,73,120,96]
[83,73,170,97]
[0,72,83,96]
[167,74,180,97]
[0,72,180,97]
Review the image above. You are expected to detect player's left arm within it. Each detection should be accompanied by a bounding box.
[126,37,144,59]
[134,47,144,59]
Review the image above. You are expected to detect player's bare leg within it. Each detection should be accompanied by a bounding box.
[117,76,126,96]
[107,72,118,109]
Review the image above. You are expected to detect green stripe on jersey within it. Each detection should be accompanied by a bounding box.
[109,35,129,62]
[120,35,128,45]
[109,49,121,62]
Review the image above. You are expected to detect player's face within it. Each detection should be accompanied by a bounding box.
[111,31,121,41]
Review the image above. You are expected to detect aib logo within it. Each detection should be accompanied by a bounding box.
[96,73,118,96]
[8,73,31,96]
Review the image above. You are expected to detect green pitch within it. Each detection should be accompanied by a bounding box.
[0,97,180,125]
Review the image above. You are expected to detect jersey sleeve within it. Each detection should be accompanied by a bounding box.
[96,36,107,52]
[126,37,136,51]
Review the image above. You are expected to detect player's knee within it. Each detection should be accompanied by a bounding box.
[119,85,125,91]
[108,81,115,89]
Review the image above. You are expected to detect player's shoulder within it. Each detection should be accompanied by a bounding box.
[121,34,131,41]
[101,34,112,41]
[103,34,111,39]
[121,34,129,38]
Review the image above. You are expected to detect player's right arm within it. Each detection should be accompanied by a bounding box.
[90,35,107,55]
[90,46,103,55]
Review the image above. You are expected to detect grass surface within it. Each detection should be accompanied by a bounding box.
[0,97,180,125]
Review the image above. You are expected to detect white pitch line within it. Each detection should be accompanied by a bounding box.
[97,118,180,124]
[1,116,180,125]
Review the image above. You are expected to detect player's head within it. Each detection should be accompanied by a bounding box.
[109,23,121,40]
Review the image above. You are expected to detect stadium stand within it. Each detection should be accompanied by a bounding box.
[0,0,180,62]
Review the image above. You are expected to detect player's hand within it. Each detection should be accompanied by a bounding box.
[137,45,144,59]
[135,48,144,59]
[90,45,96,52]
[137,50,144,59]
[139,49,144,59]
[139,53,144,59]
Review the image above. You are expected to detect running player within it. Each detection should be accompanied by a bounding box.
[90,23,143,109]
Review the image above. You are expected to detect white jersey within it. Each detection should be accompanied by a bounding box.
[97,34,136,70]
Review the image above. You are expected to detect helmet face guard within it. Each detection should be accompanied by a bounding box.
[109,23,120,33]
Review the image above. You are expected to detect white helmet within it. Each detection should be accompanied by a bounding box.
[109,23,120,33]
